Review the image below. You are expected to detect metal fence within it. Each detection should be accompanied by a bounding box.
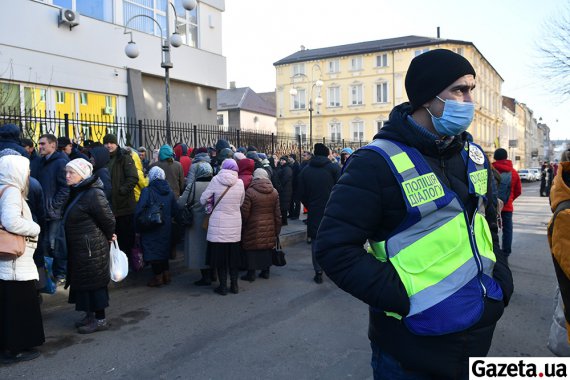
[0,108,364,157]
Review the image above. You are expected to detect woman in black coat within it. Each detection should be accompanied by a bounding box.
[63,158,116,334]
[277,156,293,226]
[135,166,178,287]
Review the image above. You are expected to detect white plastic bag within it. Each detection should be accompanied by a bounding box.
[109,240,129,282]
[547,288,570,356]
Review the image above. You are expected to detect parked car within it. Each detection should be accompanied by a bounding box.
[529,168,540,182]
[518,169,532,182]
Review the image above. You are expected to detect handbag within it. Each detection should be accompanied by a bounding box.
[272,236,286,267]
[130,234,145,272]
[202,186,231,230]
[176,181,196,227]
[0,186,26,260]
[136,190,164,231]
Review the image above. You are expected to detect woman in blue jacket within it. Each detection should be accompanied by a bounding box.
[135,167,177,287]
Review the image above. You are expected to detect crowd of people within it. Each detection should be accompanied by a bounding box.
[0,123,355,364]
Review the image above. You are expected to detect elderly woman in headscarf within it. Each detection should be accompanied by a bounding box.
[135,166,177,287]
[63,158,116,334]
[0,153,44,363]
[179,161,214,286]
[240,168,282,282]
[200,159,245,295]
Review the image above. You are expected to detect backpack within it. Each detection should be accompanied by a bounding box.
[498,172,512,203]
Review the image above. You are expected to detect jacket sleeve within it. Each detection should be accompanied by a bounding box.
[119,154,139,195]
[51,160,70,214]
[315,152,410,315]
[1,187,40,238]
[89,188,116,240]
[512,170,522,201]
[486,165,514,306]
[200,181,215,206]
[241,191,252,224]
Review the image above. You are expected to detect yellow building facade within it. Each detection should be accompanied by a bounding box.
[274,36,503,153]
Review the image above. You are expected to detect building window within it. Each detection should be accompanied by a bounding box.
[414,48,429,57]
[328,59,340,73]
[376,82,389,103]
[350,84,363,105]
[351,121,364,141]
[80,92,88,105]
[350,56,363,71]
[328,87,341,107]
[377,120,386,132]
[295,124,307,143]
[123,0,198,46]
[291,89,306,110]
[56,91,65,104]
[330,122,341,142]
[40,89,46,102]
[376,53,388,67]
[217,114,224,125]
[452,47,464,56]
[292,63,305,77]
[105,96,113,108]
[53,0,113,22]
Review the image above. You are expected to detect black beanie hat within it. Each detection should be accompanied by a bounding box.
[314,143,330,157]
[493,148,508,161]
[103,134,118,145]
[405,49,476,112]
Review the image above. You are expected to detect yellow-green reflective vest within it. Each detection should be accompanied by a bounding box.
[363,139,503,336]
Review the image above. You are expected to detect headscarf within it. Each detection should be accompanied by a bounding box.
[195,162,213,179]
[159,144,175,161]
[221,158,238,172]
[149,166,166,182]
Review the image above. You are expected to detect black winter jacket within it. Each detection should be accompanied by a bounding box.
[277,164,293,210]
[298,156,340,238]
[64,176,116,291]
[0,124,29,157]
[315,103,514,379]
[90,146,112,204]
[107,148,138,216]
[35,150,70,220]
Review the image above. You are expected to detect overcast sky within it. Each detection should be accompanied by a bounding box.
[222,0,569,140]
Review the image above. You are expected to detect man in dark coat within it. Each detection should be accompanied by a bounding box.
[288,153,301,220]
[34,134,70,284]
[0,123,29,157]
[89,146,112,204]
[21,138,42,178]
[104,134,139,259]
[57,136,89,161]
[277,156,293,226]
[298,143,340,284]
[315,49,513,379]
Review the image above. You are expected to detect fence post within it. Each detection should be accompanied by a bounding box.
[271,133,275,156]
[64,113,69,137]
[138,119,143,149]
[193,125,198,149]
[298,134,302,159]
[236,129,241,149]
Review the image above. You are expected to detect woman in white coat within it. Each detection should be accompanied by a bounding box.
[200,159,245,295]
[0,154,43,364]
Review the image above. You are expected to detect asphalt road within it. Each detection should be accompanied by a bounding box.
[0,181,557,379]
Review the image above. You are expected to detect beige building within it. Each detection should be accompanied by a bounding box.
[500,96,527,170]
[274,36,503,152]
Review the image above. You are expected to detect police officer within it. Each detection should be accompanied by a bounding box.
[315,49,513,379]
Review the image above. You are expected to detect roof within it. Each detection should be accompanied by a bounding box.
[273,35,503,81]
[217,87,275,117]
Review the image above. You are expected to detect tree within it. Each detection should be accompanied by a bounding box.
[537,3,570,99]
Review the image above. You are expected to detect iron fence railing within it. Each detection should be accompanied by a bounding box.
[0,108,364,158]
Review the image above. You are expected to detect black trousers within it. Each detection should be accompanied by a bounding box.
[115,214,135,259]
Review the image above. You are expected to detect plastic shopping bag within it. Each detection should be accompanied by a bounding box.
[547,288,570,356]
[110,240,129,282]
[39,256,57,294]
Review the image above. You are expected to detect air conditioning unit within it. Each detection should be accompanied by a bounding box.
[59,8,80,30]
[103,106,114,115]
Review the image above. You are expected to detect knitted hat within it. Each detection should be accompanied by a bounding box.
[314,143,330,157]
[246,151,259,160]
[238,147,247,154]
[103,134,118,145]
[221,158,238,172]
[405,49,476,112]
[493,148,508,161]
[247,145,258,152]
[258,153,267,160]
[219,148,234,161]
[149,166,166,182]
[66,158,93,179]
[341,147,353,155]
[195,147,208,155]
[253,168,269,180]
[57,136,72,149]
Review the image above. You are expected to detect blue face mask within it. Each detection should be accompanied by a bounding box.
[426,96,475,136]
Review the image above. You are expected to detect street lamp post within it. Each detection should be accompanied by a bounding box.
[290,64,323,147]
[123,0,197,145]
